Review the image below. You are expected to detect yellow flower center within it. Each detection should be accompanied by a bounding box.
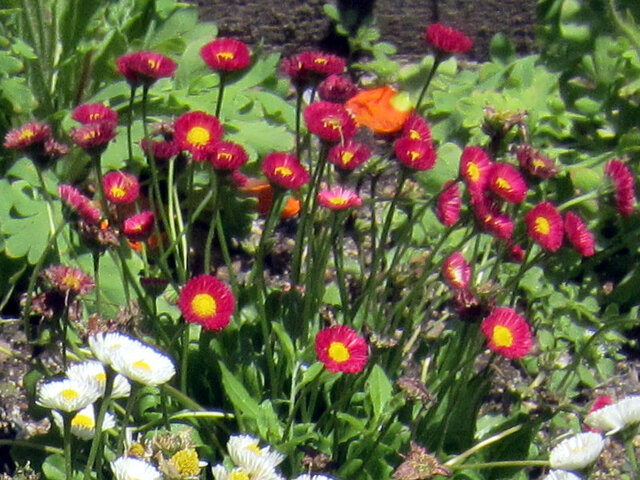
[274,166,293,177]
[217,51,235,61]
[409,129,421,140]
[230,469,250,480]
[328,341,350,363]
[170,448,201,476]
[467,162,480,182]
[492,325,514,348]
[71,413,95,429]
[340,151,354,165]
[19,129,35,141]
[314,57,328,65]
[186,126,211,147]
[246,443,262,455]
[534,216,550,235]
[61,388,79,401]
[133,359,152,371]
[329,197,348,207]
[95,372,106,384]
[322,118,341,130]
[89,113,103,121]
[82,130,99,141]
[409,150,421,161]
[447,266,462,286]
[147,58,159,71]
[532,159,546,170]
[191,293,217,317]
[218,152,233,162]
[495,177,511,191]
[110,185,126,199]
[62,274,81,290]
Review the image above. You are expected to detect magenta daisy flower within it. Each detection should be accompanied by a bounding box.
[394,138,436,171]
[315,325,368,373]
[436,181,461,227]
[261,152,310,190]
[281,51,346,87]
[209,141,249,171]
[317,186,362,210]
[442,251,471,290]
[304,102,357,142]
[178,275,235,331]
[122,211,155,242]
[604,159,636,217]
[3,122,51,151]
[116,51,177,88]
[480,307,533,359]
[102,171,140,204]
[508,244,526,263]
[488,163,528,204]
[328,140,371,172]
[424,24,473,55]
[69,122,117,156]
[174,111,223,162]
[402,114,432,142]
[471,195,514,240]
[317,74,358,103]
[58,184,102,225]
[72,104,119,125]
[564,211,595,257]
[515,144,558,179]
[460,146,492,194]
[524,201,564,251]
[200,38,251,72]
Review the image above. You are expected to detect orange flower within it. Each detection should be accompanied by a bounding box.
[240,178,301,218]
[345,86,413,134]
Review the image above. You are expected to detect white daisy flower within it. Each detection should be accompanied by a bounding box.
[294,475,337,480]
[111,456,162,480]
[541,470,583,480]
[549,432,604,471]
[52,404,116,440]
[227,435,285,480]
[89,332,139,367]
[212,464,253,480]
[37,378,101,412]
[66,360,131,399]
[585,395,640,435]
[110,342,176,386]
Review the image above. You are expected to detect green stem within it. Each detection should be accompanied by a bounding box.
[180,324,191,394]
[215,72,227,118]
[92,251,101,317]
[449,460,549,471]
[415,55,442,111]
[0,439,62,455]
[445,424,523,466]
[294,87,303,159]
[126,85,136,163]
[83,368,114,480]
[216,209,239,293]
[624,435,640,479]
[204,169,220,275]
[63,413,73,480]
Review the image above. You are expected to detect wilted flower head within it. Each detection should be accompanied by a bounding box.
[328,140,371,172]
[102,171,140,204]
[315,325,368,373]
[304,101,357,142]
[549,432,604,471]
[174,111,223,161]
[209,141,249,171]
[261,153,310,190]
[525,201,564,252]
[116,51,177,88]
[424,24,473,55]
[161,448,202,479]
[515,144,559,179]
[436,181,461,227]
[392,441,452,480]
[41,264,95,296]
[178,274,235,331]
[346,86,413,135]
[123,211,155,242]
[394,138,436,171]
[604,158,636,217]
[43,138,70,161]
[317,186,362,210]
[72,103,119,125]
[564,212,595,257]
[480,307,533,359]
[200,38,251,71]
[317,74,359,103]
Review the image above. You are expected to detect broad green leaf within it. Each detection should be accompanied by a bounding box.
[219,362,261,420]
[271,321,296,367]
[569,166,601,192]
[367,364,393,420]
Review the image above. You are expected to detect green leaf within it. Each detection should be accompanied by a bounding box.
[219,362,261,420]
[323,3,340,22]
[489,33,516,65]
[367,364,393,420]
[0,50,23,74]
[231,53,281,91]
[559,0,592,42]
[42,454,66,480]
[0,77,37,113]
[226,119,294,156]
[569,167,601,192]
[577,364,598,387]
[271,321,296,367]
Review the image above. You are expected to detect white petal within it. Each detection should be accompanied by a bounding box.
[549,432,604,471]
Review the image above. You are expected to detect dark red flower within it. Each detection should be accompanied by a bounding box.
[261,153,310,190]
[317,74,359,103]
[480,307,532,359]
[424,24,473,55]
[178,274,235,331]
[394,138,436,171]
[328,140,371,172]
[281,51,346,87]
[122,211,155,242]
[515,144,559,179]
[116,51,177,88]
[315,325,368,373]
[460,146,492,195]
[140,138,180,160]
[209,141,248,171]
[402,114,432,143]
[304,102,357,142]
[436,181,461,227]
[604,159,636,217]
[564,211,595,257]
[43,139,69,161]
[69,122,117,155]
[72,104,119,125]
[508,244,526,263]
[488,163,528,204]
[58,184,102,225]
[174,111,223,162]
[471,195,514,240]
[442,251,471,289]
[200,38,251,72]
[41,265,95,296]
[102,171,140,204]
[524,201,564,251]
[3,122,51,151]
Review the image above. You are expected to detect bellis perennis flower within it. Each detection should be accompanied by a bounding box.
[317,186,362,210]
[584,395,640,435]
[394,138,436,171]
[227,435,285,480]
[304,101,357,142]
[480,307,533,359]
[72,103,118,125]
[201,38,251,71]
[174,111,223,161]
[436,181,461,227]
[111,456,162,480]
[460,146,492,194]
[442,252,471,290]
[315,325,368,373]
[525,201,564,252]
[66,360,131,399]
[328,140,371,172]
[178,274,235,331]
[549,432,604,471]
[424,24,473,55]
[116,51,177,88]
[37,378,101,413]
[102,171,140,204]
[261,153,310,190]
[52,404,116,440]
[541,471,582,480]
